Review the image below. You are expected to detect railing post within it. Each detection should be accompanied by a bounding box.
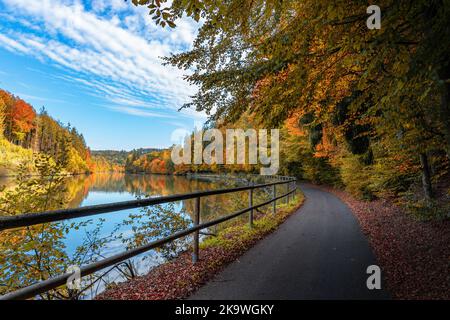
[249,184,253,228]
[192,197,200,263]
[292,181,296,200]
[293,181,295,201]
[272,184,276,214]
[286,182,289,204]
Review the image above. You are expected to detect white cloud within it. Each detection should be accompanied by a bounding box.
[16,92,67,104]
[91,0,128,13]
[107,106,176,118]
[0,0,204,120]
[0,33,31,53]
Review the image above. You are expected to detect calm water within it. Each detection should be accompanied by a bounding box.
[0,173,272,299]
[59,174,242,252]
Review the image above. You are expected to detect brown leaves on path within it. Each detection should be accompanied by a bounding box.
[316,184,450,300]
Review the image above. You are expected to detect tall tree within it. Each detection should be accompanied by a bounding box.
[0,97,5,138]
[10,99,35,147]
[135,0,450,199]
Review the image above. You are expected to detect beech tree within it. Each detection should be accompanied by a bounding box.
[134,0,449,201]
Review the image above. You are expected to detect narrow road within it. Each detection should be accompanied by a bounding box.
[190,184,389,299]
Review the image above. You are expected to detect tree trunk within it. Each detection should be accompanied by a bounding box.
[419,153,433,200]
[33,119,40,153]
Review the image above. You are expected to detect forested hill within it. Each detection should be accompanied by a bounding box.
[92,148,161,167]
[91,150,129,167]
[0,88,113,175]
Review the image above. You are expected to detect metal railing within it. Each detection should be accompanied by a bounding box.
[0,175,297,300]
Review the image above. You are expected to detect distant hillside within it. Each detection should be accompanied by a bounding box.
[91,150,129,166]
[124,148,174,174]
[92,148,162,168]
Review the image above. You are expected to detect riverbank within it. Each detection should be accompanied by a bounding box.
[96,192,304,300]
[0,169,127,180]
[313,184,450,300]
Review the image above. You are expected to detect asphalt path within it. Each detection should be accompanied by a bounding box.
[189,184,389,300]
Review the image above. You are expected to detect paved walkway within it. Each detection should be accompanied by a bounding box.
[190,184,389,299]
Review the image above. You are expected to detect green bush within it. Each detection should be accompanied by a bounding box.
[338,151,375,200]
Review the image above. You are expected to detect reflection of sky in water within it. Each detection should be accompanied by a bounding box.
[2,173,253,298]
[51,178,192,299]
[57,175,222,298]
[64,190,186,260]
[64,191,134,255]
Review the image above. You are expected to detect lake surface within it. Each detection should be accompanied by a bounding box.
[0,173,273,299]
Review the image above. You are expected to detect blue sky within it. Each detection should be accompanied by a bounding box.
[0,0,205,150]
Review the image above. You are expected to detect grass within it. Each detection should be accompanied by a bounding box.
[201,193,305,250]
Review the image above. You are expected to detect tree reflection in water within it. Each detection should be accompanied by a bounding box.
[1,167,275,299]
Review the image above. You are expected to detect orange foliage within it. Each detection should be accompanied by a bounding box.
[313,126,337,158]
[150,158,167,174]
[11,99,35,134]
[285,113,306,136]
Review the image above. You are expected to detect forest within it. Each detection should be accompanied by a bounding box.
[0,89,117,175]
[125,0,450,219]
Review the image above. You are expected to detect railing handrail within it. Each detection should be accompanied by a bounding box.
[0,175,297,300]
[0,177,295,231]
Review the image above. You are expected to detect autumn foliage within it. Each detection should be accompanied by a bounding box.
[0,88,106,175]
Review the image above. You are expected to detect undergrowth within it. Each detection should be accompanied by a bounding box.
[200,193,305,251]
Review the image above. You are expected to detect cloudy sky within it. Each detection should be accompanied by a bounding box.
[0,0,204,150]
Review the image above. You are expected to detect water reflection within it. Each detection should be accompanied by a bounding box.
[0,173,274,299]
